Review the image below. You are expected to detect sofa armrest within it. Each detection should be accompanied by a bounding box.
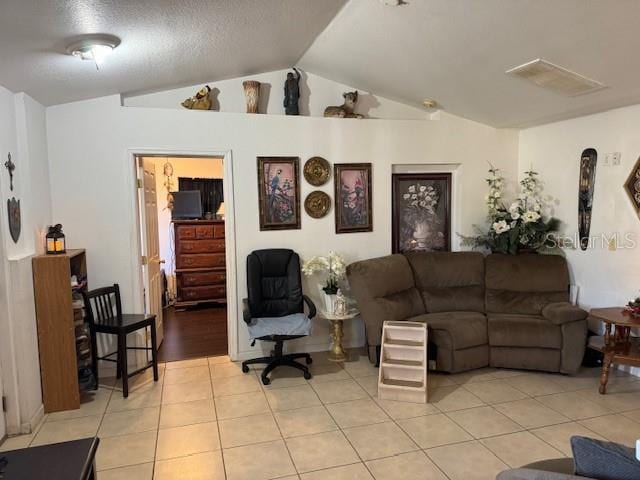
[542,302,587,325]
[242,298,252,324]
[497,469,586,480]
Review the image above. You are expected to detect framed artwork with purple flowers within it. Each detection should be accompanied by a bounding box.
[257,156,301,231]
[334,163,372,234]
[392,173,451,253]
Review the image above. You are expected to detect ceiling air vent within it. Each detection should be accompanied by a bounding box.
[506,59,606,96]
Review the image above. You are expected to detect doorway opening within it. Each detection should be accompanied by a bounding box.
[135,155,229,362]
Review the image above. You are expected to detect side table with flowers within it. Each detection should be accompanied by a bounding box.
[302,252,360,362]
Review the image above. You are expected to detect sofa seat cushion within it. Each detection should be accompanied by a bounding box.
[489,314,561,349]
[408,311,488,350]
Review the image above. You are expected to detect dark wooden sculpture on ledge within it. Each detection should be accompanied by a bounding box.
[283,68,301,115]
[578,148,597,250]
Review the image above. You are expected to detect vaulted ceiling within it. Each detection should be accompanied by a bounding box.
[1,0,640,128]
[0,0,347,106]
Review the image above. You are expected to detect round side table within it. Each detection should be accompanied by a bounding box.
[319,309,360,362]
[589,307,640,394]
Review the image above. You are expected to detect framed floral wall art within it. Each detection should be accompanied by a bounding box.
[334,163,372,233]
[392,173,451,253]
[257,157,301,230]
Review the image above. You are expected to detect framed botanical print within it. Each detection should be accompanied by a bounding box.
[334,163,372,233]
[392,173,451,253]
[257,157,301,230]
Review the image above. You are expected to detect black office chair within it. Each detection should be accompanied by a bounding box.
[82,284,159,398]
[241,249,316,385]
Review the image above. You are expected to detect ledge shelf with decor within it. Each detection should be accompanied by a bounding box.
[377,321,427,404]
[32,249,95,413]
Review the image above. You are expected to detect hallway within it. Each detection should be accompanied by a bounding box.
[158,306,228,362]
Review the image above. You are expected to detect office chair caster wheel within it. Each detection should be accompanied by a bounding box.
[261,376,271,386]
[305,356,313,365]
[241,364,249,373]
[304,371,312,380]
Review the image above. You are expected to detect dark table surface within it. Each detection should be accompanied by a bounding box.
[0,437,99,480]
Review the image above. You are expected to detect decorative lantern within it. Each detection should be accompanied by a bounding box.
[46,224,66,254]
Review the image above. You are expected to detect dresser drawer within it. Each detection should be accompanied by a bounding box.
[176,226,196,239]
[178,239,225,254]
[178,271,226,287]
[177,253,225,269]
[213,223,225,239]
[180,285,226,302]
[195,225,214,239]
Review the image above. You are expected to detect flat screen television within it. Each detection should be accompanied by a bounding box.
[171,190,203,220]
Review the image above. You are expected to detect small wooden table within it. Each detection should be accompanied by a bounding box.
[588,307,640,394]
[319,309,360,362]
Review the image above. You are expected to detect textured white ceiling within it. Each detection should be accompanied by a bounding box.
[0,0,347,106]
[299,0,640,128]
[2,0,640,127]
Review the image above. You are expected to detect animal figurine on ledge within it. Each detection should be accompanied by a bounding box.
[324,91,364,119]
[181,85,212,110]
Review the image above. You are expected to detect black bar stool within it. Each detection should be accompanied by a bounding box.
[82,284,159,398]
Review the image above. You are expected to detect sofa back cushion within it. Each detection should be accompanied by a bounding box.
[347,254,425,344]
[485,254,569,314]
[405,251,485,313]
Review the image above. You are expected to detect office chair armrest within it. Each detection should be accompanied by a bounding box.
[303,295,317,319]
[242,298,252,324]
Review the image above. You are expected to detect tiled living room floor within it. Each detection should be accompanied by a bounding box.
[2,350,640,480]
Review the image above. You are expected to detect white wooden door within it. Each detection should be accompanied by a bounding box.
[141,158,164,346]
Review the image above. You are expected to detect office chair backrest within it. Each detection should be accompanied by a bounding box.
[247,249,304,318]
[83,284,123,327]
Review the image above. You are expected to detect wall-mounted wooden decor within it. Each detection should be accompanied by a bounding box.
[624,155,640,215]
[578,148,597,250]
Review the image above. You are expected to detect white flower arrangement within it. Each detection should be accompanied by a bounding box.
[462,167,559,255]
[302,251,346,295]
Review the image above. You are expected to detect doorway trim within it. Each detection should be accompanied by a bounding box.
[126,148,238,361]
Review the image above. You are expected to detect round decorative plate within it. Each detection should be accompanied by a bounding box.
[304,191,331,218]
[303,157,331,186]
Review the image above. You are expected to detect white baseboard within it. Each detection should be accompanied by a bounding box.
[6,403,44,436]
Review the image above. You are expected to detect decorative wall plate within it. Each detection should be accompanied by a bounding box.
[624,155,640,214]
[303,157,330,186]
[304,191,331,218]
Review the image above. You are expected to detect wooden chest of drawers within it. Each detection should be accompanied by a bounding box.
[174,220,226,306]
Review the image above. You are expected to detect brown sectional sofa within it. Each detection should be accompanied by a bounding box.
[347,252,588,374]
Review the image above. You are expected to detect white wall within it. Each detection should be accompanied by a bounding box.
[124,70,433,120]
[519,103,640,325]
[150,156,223,295]
[0,86,49,436]
[47,94,518,360]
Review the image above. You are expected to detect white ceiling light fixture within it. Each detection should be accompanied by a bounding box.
[66,34,121,70]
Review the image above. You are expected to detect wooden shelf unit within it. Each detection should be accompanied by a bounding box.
[378,321,428,404]
[32,249,90,413]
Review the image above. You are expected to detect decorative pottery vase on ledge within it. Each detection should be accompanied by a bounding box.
[242,80,261,114]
